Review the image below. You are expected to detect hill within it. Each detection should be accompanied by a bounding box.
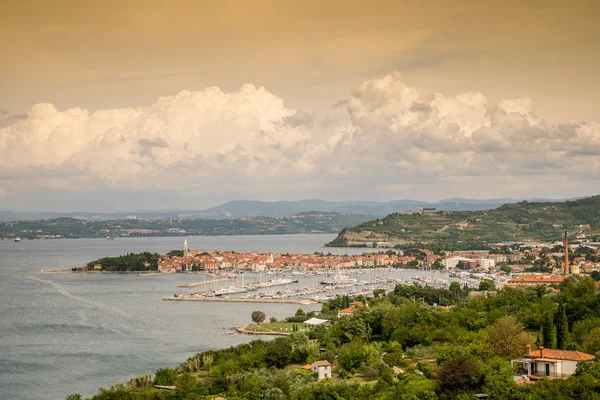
[326,196,600,249]
[0,212,375,240]
[179,197,565,219]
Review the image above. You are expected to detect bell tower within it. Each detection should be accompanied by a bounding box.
[183,239,189,257]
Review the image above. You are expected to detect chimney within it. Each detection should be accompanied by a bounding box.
[527,344,531,355]
[564,231,570,275]
[540,346,544,358]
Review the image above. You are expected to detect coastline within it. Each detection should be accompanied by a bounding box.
[232,325,290,336]
[164,295,317,305]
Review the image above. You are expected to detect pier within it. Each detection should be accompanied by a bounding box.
[177,278,231,288]
[163,295,317,305]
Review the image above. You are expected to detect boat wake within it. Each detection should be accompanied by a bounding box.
[28,275,128,317]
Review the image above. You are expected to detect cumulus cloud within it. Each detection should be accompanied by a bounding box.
[1,72,598,208]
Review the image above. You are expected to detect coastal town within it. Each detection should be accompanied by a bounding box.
[73,234,600,306]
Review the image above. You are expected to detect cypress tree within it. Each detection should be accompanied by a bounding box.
[542,312,557,348]
[556,303,569,350]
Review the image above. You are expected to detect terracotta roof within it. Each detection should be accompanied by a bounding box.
[313,360,331,366]
[508,275,566,283]
[526,349,595,361]
[339,308,354,313]
[302,364,312,370]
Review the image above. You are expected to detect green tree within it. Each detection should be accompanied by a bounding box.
[541,312,557,348]
[583,327,600,355]
[556,302,569,350]
[438,355,482,399]
[264,337,292,368]
[251,311,266,324]
[485,316,532,359]
[203,353,214,376]
[153,368,178,386]
[482,358,520,400]
[295,308,306,317]
[338,340,367,372]
[478,279,496,291]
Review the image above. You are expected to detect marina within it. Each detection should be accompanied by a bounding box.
[169,267,504,304]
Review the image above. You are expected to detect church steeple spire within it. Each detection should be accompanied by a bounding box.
[183,239,189,257]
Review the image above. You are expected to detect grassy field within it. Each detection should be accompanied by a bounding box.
[244,322,310,333]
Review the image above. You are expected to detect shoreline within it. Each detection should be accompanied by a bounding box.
[232,325,290,336]
[163,295,317,305]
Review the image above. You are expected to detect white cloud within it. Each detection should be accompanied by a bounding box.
[1,72,598,209]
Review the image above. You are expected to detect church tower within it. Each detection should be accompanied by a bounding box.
[183,239,189,258]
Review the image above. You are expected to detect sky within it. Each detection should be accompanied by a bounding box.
[1,0,599,211]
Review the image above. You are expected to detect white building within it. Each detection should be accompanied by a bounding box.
[311,360,332,380]
[442,257,470,270]
[476,258,496,270]
[511,346,595,380]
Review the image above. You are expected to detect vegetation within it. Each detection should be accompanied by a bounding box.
[251,311,267,324]
[0,212,374,240]
[68,275,600,400]
[83,252,160,271]
[327,196,600,249]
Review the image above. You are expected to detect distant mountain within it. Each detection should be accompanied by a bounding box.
[192,198,559,219]
[0,197,575,222]
[326,196,600,250]
[0,212,376,239]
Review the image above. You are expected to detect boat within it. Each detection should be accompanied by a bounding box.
[14,237,21,242]
[319,274,357,286]
[106,236,115,240]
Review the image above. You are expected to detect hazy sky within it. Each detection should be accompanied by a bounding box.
[1,0,599,211]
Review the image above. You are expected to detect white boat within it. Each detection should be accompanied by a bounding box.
[14,237,21,242]
[319,274,357,286]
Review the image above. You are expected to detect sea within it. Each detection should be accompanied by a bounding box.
[0,234,365,400]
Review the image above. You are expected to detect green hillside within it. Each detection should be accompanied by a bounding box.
[326,196,600,249]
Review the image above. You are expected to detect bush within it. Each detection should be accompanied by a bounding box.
[153,368,178,386]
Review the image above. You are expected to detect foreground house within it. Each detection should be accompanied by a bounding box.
[511,345,595,380]
[311,360,332,380]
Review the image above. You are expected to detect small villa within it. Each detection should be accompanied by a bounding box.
[511,345,595,380]
[311,360,332,381]
[338,308,354,318]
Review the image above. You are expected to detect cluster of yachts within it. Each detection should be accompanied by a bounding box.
[203,277,299,297]
[189,268,506,302]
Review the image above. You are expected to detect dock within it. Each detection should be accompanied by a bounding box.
[163,295,317,305]
[177,278,231,288]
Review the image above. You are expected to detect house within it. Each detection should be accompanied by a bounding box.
[504,275,566,288]
[311,360,332,380]
[338,308,354,318]
[511,345,595,380]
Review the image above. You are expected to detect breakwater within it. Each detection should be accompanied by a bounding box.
[163,295,316,305]
[177,278,231,288]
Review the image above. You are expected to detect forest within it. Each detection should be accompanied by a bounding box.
[68,276,600,399]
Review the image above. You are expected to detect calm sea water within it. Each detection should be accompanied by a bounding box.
[0,235,351,400]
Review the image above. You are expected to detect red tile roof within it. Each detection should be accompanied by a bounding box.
[527,349,595,361]
[338,308,354,313]
[313,360,331,366]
